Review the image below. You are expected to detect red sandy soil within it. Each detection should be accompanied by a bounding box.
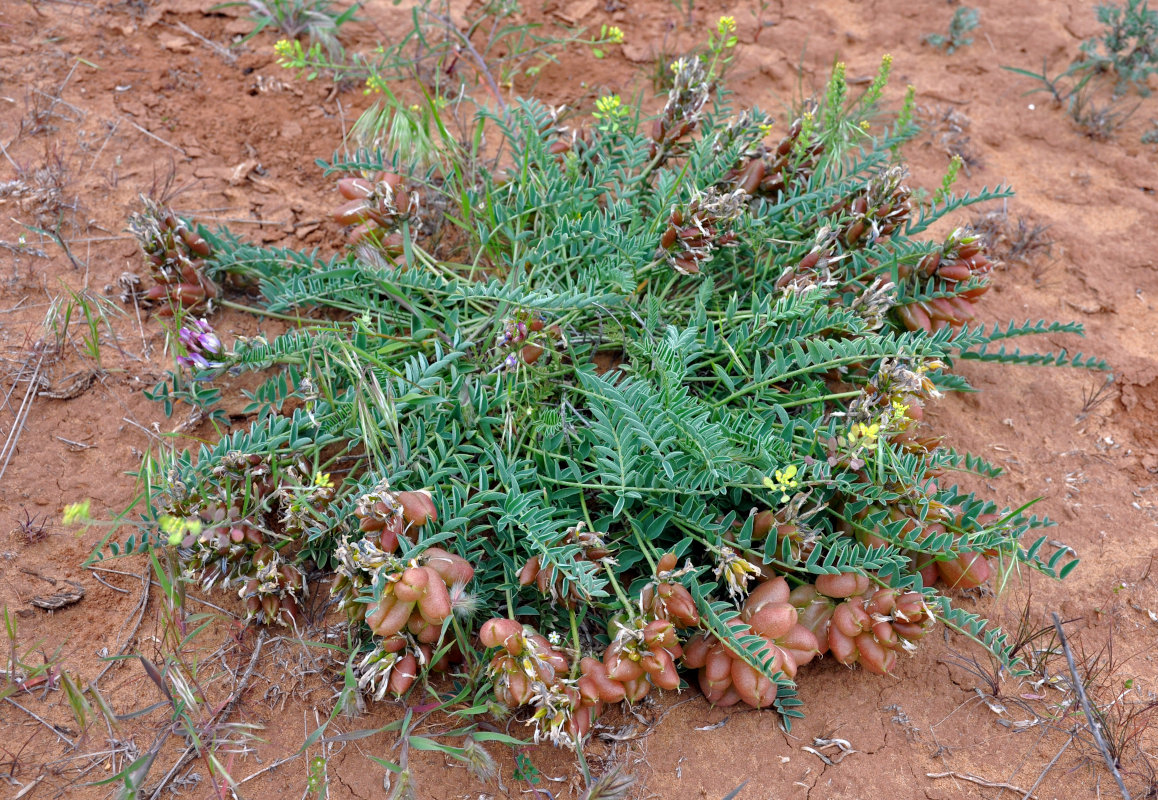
[1,0,1157,798]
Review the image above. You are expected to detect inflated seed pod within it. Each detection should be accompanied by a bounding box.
[832,599,872,638]
[418,569,452,624]
[730,648,781,708]
[367,596,414,638]
[388,653,419,696]
[779,624,820,670]
[603,642,644,682]
[657,551,678,573]
[422,547,475,585]
[579,657,626,704]
[623,675,652,703]
[855,633,896,675]
[829,628,859,665]
[682,633,711,669]
[815,572,871,599]
[643,620,679,651]
[641,649,681,691]
[397,491,436,527]
[746,603,798,641]
[479,618,523,653]
[395,567,430,603]
[937,552,991,589]
[518,556,541,586]
[745,576,791,611]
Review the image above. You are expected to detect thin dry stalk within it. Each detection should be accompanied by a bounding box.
[1052,612,1132,800]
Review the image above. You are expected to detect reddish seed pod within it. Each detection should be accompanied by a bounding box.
[815,572,869,599]
[518,556,542,587]
[368,596,414,638]
[623,675,652,703]
[580,657,626,703]
[604,642,644,682]
[751,510,775,540]
[855,633,896,675]
[745,576,790,611]
[338,177,375,200]
[937,262,973,282]
[643,620,678,651]
[333,199,372,226]
[395,567,430,603]
[657,552,678,573]
[479,618,523,653]
[682,634,711,669]
[829,628,859,665]
[832,600,871,638]
[423,547,475,585]
[520,343,544,365]
[780,624,820,669]
[418,568,452,624]
[937,552,991,589]
[643,649,681,691]
[388,653,418,696]
[397,491,436,527]
[747,602,798,640]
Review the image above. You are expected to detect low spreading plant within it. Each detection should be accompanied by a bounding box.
[925,7,980,55]
[90,48,1105,785]
[1080,0,1158,97]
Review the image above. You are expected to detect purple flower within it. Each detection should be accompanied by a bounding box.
[177,318,225,371]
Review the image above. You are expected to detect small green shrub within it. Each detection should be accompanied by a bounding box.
[91,49,1104,789]
[1080,0,1158,96]
[925,7,980,54]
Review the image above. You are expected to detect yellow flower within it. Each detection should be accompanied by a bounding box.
[314,471,334,489]
[160,515,203,546]
[274,39,294,59]
[717,15,736,35]
[848,422,881,445]
[594,95,621,116]
[62,500,92,525]
[607,25,625,44]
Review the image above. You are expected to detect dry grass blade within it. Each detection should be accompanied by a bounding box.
[0,352,45,487]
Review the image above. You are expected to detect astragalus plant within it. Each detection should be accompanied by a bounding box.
[100,52,1103,758]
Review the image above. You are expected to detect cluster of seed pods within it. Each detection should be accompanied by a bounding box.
[658,188,745,275]
[518,524,612,609]
[332,172,420,254]
[479,614,686,743]
[789,573,935,675]
[176,454,318,626]
[352,487,438,554]
[824,165,912,249]
[640,553,700,628]
[353,546,476,700]
[128,199,218,315]
[722,117,825,200]
[850,502,998,591]
[648,58,709,163]
[895,228,993,334]
[683,576,820,708]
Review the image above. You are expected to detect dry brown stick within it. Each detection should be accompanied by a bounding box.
[5,696,76,749]
[926,771,1033,797]
[1021,736,1072,800]
[1051,612,1132,800]
[144,630,267,800]
[235,752,303,786]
